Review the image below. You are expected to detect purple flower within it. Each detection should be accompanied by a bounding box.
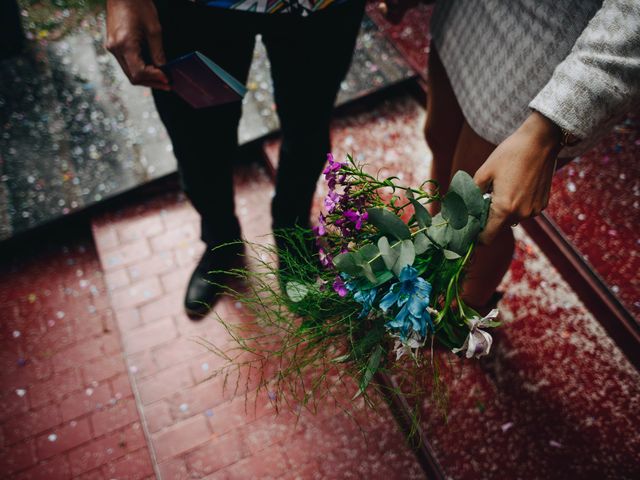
[315,214,327,236]
[359,211,369,229]
[333,217,352,238]
[324,190,341,213]
[322,153,335,173]
[343,210,368,230]
[333,276,348,297]
[353,195,366,209]
[323,153,347,191]
[318,248,333,268]
[313,224,326,237]
[322,153,345,175]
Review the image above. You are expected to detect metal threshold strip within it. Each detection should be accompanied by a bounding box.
[376,372,446,480]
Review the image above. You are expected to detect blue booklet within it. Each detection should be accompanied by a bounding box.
[161,51,248,109]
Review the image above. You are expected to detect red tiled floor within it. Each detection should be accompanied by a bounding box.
[546,115,640,320]
[265,92,431,202]
[366,2,433,81]
[0,231,153,479]
[91,165,425,479]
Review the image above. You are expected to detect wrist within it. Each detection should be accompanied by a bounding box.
[519,111,563,151]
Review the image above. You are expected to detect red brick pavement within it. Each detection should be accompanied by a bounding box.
[366,2,433,81]
[3,90,637,480]
[90,166,425,480]
[0,232,153,479]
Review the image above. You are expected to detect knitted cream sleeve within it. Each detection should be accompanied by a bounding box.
[529,0,640,141]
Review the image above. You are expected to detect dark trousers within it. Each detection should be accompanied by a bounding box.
[153,1,364,246]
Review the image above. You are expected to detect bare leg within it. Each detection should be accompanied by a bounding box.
[450,122,515,309]
[424,47,513,309]
[424,47,464,208]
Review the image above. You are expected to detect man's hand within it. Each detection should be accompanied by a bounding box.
[474,111,563,244]
[105,0,170,91]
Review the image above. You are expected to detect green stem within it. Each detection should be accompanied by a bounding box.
[434,243,474,325]
[346,173,439,202]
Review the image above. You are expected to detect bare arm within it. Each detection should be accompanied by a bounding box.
[105,0,170,91]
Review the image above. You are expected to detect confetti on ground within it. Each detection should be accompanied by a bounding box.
[501,422,514,433]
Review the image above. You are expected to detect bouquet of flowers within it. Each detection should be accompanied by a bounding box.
[206,154,499,423]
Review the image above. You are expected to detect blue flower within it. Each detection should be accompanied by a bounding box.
[379,266,433,339]
[342,274,378,319]
[353,287,377,319]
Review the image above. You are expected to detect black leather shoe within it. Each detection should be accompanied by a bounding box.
[184,243,244,320]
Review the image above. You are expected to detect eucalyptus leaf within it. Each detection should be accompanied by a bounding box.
[378,236,399,271]
[333,252,362,276]
[427,213,452,249]
[449,170,485,218]
[407,190,432,229]
[413,232,432,255]
[285,281,310,303]
[377,237,415,276]
[447,216,482,255]
[357,258,378,283]
[442,191,468,230]
[358,243,386,273]
[372,270,394,286]
[393,239,416,276]
[359,243,379,259]
[366,208,411,240]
